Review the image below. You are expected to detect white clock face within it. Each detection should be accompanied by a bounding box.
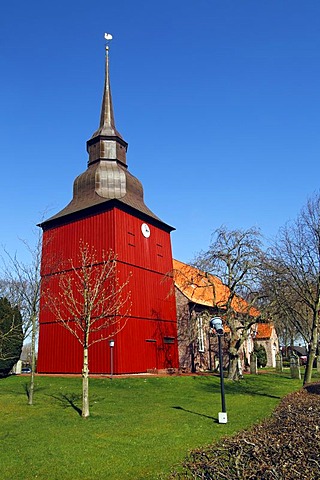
[141,223,151,238]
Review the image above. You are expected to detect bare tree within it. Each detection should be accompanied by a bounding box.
[193,226,263,380]
[45,241,131,418]
[260,259,312,347]
[263,193,320,384]
[1,230,42,404]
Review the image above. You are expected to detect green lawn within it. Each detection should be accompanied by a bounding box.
[0,372,304,479]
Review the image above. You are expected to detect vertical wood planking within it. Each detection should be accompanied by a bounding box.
[38,206,179,374]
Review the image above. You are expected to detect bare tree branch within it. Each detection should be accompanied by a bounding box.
[0,229,42,403]
[262,193,320,384]
[44,240,131,418]
[193,226,263,380]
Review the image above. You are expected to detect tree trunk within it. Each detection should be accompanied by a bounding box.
[190,342,196,373]
[82,346,90,418]
[303,311,318,385]
[228,333,242,380]
[228,354,240,380]
[28,313,37,406]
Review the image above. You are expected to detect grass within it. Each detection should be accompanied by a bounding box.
[0,372,305,479]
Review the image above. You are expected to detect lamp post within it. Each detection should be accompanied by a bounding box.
[109,339,115,378]
[210,316,227,424]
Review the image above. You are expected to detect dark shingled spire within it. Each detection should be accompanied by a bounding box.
[40,35,171,230]
[91,43,121,139]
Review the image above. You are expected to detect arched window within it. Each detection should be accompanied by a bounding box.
[197,316,205,353]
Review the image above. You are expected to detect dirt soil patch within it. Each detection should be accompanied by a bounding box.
[170,383,320,479]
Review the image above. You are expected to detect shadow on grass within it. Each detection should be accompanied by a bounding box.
[225,382,281,400]
[172,405,218,422]
[50,393,82,416]
[22,382,46,400]
[199,375,283,400]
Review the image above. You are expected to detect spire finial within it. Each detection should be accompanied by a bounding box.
[104,32,113,53]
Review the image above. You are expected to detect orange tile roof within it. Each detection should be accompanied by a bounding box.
[255,323,273,339]
[173,259,259,317]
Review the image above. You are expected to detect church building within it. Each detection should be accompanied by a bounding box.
[37,38,179,374]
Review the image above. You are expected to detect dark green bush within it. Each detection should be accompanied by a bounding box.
[0,297,23,377]
[254,342,267,368]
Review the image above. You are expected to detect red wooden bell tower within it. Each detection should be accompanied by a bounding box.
[37,38,178,374]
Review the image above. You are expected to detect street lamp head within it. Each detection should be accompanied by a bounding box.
[210,316,224,335]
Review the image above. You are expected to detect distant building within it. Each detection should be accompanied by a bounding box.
[253,323,279,368]
[284,345,308,366]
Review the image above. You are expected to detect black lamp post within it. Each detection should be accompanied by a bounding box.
[210,316,228,423]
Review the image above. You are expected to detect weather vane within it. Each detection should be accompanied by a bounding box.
[104,32,113,53]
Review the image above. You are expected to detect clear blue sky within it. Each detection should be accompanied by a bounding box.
[1,0,320,263]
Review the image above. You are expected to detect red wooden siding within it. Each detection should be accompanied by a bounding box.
[114,209,174,274]
[41,209,116,275]
[38,206,178,374]
[37,316,178,374]
[41,208,173,275]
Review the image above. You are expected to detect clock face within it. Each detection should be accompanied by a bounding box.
[141,223,151,238]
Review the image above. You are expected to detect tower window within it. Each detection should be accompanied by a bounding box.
[128,231,135,247]
[156,243,163,258]
[164,337,175,344]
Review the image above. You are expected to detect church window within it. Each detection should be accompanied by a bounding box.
[197,316,205,352]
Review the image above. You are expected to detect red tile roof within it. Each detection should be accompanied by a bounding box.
[255,323,274,339]
[173,259,259,317]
